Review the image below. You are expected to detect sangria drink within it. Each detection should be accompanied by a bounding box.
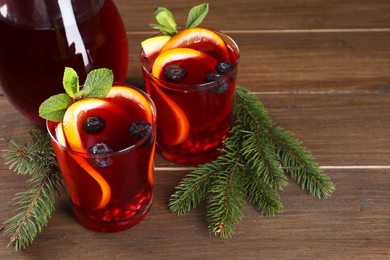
[141,27,239,165]
[47,84,156,232]
[0,0,128,126]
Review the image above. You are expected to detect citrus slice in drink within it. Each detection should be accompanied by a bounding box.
[54,122,81,206]
[148,139,156,186]
[106,85,154,124]
[62,98,112,152]
[61,98,120,210]
[141,35,171,58]
[159,27,231,62]
[55,122,110,210]
[152,48,218,85]
[147,81,189,146]
[150,48,220,145]
[62,97,131,151]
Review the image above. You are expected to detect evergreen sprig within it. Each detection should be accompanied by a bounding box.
[2,131,62,250]
[169,85,335,238]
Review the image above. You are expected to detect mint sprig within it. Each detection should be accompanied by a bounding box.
[186,3,209,28]
[38,67,113,122]
[62,67,79,98]
[150,3,209,35]
[150,7,178,35]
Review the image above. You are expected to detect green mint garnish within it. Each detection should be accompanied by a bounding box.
[76,68,114,98]
[38,67,113,122]
[39,93,73,122]
[62,67,79,98]
[186,3,209,28]
[150,7,178,35]
[150,3,209,35]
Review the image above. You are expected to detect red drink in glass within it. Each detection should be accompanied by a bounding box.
[47,85,156,232]
[0,0,128,126]
[141,28,239,165]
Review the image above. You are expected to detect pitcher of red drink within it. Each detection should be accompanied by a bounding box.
[0,0,128,127]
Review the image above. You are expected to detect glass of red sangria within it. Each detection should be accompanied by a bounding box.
[0,0,128,127]
[47,84,157,232]
[140,27,239,165]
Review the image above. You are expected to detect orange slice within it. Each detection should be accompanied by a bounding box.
[148,81,190,146]
[159,27,231,62]
[141,35,171,58]
[55,122,110,210]
[62,98,126,210]
[71,156,111,210]
[150,48,220,145]
[54,123,81,206]
[106,86,154,124]
[152,48,218,85]
[55,122,67,147]
[62,97,131,151]
[106,86,156,186]
[62,98,110,152]
[148,138,156,186]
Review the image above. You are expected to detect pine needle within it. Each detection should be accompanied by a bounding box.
[243,168,283,216]
[169,166,216,215]
[3,131,56,175]
[2,131,62,250]
[206,137,246,238]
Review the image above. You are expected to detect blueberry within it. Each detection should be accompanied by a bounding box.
[90,143,112,154]
[83,116,105,134]
[89,143,113,167]
[206,72,229,95]
[206,72,223,83]
[216,61,234,74]
[129,121,152,140]
[164,65,187,82]
[212,84,229,95]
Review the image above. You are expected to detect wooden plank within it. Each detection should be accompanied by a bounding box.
[2,31,390,95]
[127,31,390,93]
[0,169,389,258]
[114,0,390,31]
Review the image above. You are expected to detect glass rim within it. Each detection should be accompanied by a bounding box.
[140,28,240,92]
[46,86,157,158]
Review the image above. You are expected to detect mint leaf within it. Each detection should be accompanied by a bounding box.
[76,68,113,98]
[38,93,73,122]
[39,67,114,122]
[186,3,209,28]
[150,23,178,35]
[153,7,178,35]
[62,67,79,98]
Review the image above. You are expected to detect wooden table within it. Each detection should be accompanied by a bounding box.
[1,0,390,258]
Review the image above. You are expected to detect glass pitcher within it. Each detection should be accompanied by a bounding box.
[0,0,128,126]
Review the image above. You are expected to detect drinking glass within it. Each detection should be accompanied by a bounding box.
[0,0,128,127]
[47,85,157,232]
[140,30,239,165]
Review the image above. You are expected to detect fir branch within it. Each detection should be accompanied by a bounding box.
[234,86,335,198]
[271,125,336,198]
[240,129,287,190]
[206,136,246,238]
[242,168,283,216]
[2,131,62,250]
[169,85,335,239]
[3,130,56,175]
[169,165,216,215]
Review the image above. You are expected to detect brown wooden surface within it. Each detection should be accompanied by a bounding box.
[1,0,390,259]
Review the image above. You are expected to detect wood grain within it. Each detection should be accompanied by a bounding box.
[0,0,389,258]
[0,169,389,258]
